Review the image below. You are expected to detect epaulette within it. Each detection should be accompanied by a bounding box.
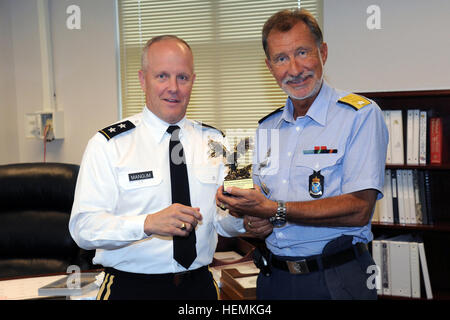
[196,121,225,137]
[258,106,284,124]
[337,94,371,111]
[98,120,136,141]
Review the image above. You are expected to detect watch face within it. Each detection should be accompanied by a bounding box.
[271,218,286,228]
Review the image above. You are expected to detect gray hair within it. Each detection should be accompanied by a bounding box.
[262,8,323,60]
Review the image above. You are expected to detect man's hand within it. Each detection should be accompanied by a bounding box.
[144,203,202,237]
[244,215,273,239]
[215,185,277,219]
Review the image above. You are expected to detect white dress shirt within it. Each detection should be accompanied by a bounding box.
[69,107,245,274]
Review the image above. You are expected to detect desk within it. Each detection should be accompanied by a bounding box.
[0,270,103,300]
[0,237,259,300]
[0,274,67,300]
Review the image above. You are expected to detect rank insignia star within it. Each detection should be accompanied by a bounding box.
[99,120,136,141]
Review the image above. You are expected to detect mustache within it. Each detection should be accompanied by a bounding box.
[282,71,315,85]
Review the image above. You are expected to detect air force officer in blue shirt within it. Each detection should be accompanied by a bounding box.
[216,9,388,300]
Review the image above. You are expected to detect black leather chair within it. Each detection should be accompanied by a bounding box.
[0,162,95,278]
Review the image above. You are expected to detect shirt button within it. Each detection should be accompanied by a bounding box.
[296,127,300,132]
[287,152,292,157]
[282,179,287,184]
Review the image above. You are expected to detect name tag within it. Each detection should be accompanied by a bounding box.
[128,171,154,182]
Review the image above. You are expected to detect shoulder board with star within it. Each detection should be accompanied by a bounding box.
[196,121,225,137]
[98,120,136,141]
[258,106,284,124]
[337,94,371,111]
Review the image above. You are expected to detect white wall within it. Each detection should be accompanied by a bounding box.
[2,0,450,165]
[1,0,119,165]
[0,0,19,164]
[323,0,450,92]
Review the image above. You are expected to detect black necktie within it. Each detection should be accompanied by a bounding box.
[167,125,197,269]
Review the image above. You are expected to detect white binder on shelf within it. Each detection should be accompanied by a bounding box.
[384,110,393,164]
[410,241,421,298]
[418,242,433,299]
[396,170,406,224]
[407,110,420,165]
[419,111,427,165]
[406,110,414,165]
[381,239,391,296]
[372,238,384,296]
[389,236,412,297]
[380,170,393,223]
[390,110,404,165]
[402,170,411,224]
[412,110,420,165]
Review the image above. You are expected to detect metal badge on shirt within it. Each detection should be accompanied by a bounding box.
[309,170,324,198]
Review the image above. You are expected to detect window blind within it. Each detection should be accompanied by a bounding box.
[118,0,322,136]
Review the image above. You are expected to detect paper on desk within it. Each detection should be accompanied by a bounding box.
[235,275,258,289]
[213,251,243,262]
[210,260,258,287]
[0,275,66,300]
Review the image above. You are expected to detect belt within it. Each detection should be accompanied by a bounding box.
[104,265,208,287]
[270,242,368,275]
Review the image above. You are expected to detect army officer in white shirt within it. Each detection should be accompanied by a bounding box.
[69,35,245,300]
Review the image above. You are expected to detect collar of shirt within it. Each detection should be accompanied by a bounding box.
[278,81,333,127]
[142,106,188,143]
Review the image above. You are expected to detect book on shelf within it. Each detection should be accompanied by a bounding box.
[372,234,433,299]
[391,169,400,224]
[412,170,424,224]
[384,109,431,166]
[374,169,433,226]
[429,117,442,164]
[396,169,406,224]
[423,170,434,225]
[407,110,420,165]
[419,111,427,165]
[389,110,405,165]
[376,169,394,223]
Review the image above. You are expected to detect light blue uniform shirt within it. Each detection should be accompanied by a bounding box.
[253,81,388,257]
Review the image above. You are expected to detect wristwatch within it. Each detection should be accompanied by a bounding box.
[269,200,287,227]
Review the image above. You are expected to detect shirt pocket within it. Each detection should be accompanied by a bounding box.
[117,168,163,190]
[193,166,221,225]
[194,166,221,185]
[295,152,344,197]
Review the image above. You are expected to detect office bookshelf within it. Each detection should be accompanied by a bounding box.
[360,89,450,300]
